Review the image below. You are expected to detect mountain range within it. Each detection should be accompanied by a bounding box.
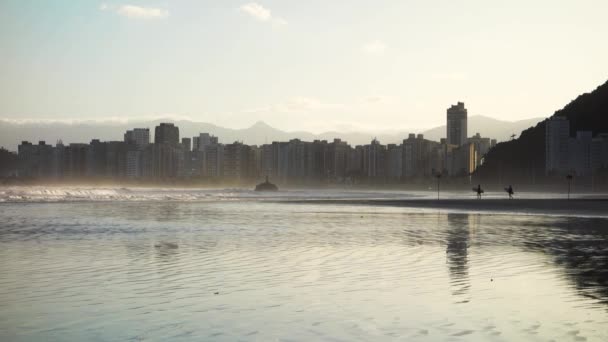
[0,115,542,151]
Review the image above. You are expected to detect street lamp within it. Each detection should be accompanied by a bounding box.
[435,172,442,200]
[566,174,573,200]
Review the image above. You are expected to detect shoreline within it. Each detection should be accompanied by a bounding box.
[286,198,608,217]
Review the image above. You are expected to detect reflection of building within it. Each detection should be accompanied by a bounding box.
[447,102,468,146]
[446,213,472,298]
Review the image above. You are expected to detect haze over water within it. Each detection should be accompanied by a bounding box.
[1,188,607,341]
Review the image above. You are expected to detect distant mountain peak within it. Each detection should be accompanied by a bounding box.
[250,121,274,129]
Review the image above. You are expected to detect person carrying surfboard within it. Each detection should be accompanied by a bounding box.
[474,184,483,199]
[505,185,514,199]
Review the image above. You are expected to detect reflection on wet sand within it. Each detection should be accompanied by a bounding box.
[1,201,608,341]
[519,217,608,306]
[446,214,472,302]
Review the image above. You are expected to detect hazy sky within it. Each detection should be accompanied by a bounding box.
[1,0,607,133]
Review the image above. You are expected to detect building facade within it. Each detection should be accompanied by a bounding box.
[447,102,468,146]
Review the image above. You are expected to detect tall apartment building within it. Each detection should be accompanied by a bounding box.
[204,143,224,177]
[154,123,179,145]
[193,133,218,151]
[467,133,493,168]
[447,102,468,146]
[223,142,250,180]
[124,128,150,149]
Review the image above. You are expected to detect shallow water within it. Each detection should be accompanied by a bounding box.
[1,189,608,341]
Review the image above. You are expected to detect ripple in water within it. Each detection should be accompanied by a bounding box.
[0,199,607,341]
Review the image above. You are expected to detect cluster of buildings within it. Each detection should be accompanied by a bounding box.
[545,116,608,177]
[16,103,497,184]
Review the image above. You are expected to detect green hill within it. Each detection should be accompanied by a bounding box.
[473,79,608,185]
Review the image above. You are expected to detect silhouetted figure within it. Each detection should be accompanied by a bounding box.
[473,184,483,199]
[505,185,514,199]
[566,174,573,200]
[255,176,278,192]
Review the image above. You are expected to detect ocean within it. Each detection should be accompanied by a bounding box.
[1,187,607,341]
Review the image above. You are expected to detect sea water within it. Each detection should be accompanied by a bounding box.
[0,187,607,341]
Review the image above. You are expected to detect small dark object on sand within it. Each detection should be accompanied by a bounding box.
[214,292,219,295]
[491,278,494,282]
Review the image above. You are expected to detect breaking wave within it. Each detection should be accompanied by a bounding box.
[0,186,419,203]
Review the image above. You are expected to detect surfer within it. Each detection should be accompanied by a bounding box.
[474,184,483,199]
[505,185,514,199]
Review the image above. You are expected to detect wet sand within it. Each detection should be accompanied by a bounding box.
[287,198,608,216]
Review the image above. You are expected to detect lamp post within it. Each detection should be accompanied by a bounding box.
[566,174,573,200]
[435,173,442,200]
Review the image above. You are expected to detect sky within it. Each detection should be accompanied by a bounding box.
[1,0,607,133]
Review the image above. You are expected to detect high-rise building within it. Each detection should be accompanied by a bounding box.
[86,139,106,177]
[193,133,214,151]
[467,133,492,168]
[260,144,274,177]
[363,138,387,179]
[126,150,142,178]
[592,134,608,171]
[204,143,224,177]
[449,143,476,177]
[223,142,251,180]
[545,116,570,175]
[402,134,439,178]
[154,123,179,145]
[326,139,349,181]
[65,143,89,178]
[104,141,127,177]
[387,144,403,180]
[124,128,150,149]
[447,102,468,146]
[568,131,593,177]
[123,129,149,178]
[181,138,191,152]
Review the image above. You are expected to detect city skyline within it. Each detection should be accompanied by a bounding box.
[13,104,498,184]
[3,2,608,340]
[2,1,608,132]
